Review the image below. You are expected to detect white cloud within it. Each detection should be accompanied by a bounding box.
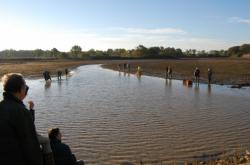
[0,22,98,51]
[169,38,235,50]
[0,24,187,51]
[229,17,250,24]
[111,27,186,35]
[0,18,246,52]
[86,33,242,51]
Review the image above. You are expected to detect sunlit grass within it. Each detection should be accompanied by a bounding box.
[102,58,250,85]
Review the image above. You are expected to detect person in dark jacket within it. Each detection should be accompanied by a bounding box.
[48,128,84,165]
[194,67,200,84]
[43,71,52,81]
[207,68,213,84]
[57,71,62,80]
[0,73,43,165]
[65,68,69,77]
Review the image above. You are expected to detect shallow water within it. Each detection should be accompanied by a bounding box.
[1,65,250,164]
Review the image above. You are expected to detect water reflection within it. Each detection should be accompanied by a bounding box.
[194,84,200,94]
[182,80,193,88]
[118,71,131,78]
[44,80,51,89]
[121,162,135,165]
[57,79,62,86]
[165,79,172,88]
[136,74,142,81]
[207,84,212,95]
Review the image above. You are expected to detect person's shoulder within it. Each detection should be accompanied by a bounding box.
[0,99,20,109]
[0,99,29,117]
[61,142,70,149]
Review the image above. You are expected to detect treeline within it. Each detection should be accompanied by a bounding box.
[227,44,250,57]
[0,44,249,59]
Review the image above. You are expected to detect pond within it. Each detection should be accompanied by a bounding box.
[1,65,250,164]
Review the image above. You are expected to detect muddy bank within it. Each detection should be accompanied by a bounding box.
[0,58,250,86]
[0,59,113,79]
[101,58,250,86]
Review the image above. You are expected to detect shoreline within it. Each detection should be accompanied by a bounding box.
[0,59,108,79]
[0,58,250,87]
[101,59,250,87]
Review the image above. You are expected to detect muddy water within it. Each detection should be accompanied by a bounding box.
[1,65,250,164]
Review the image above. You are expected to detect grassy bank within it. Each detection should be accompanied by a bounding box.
[0,59,110,79]
[102,58,250,85]
[1,58,250,85]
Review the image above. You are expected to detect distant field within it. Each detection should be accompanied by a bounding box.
[0,59,104,78]
[102,58,250,85]
[0,58,250,85]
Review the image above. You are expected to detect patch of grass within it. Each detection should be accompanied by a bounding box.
[102,58,250,85]
[1,58,250,85]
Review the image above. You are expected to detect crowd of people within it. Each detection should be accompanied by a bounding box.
[0,73,84,165]
[118,63,131,73]
[118,63,213,85]
[43,68,70,82]
[193,67,213,85]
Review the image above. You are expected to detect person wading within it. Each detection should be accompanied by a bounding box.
[194,67,200,84]
[208,68,213,84]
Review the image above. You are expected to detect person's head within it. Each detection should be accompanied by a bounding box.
[1,73,28,100]
[48,128,62,140]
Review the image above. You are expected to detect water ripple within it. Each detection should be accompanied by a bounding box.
[18,65,250,164]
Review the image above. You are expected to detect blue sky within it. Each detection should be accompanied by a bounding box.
[0,0,250,51]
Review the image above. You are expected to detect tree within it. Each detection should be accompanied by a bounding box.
[191,49,197,56]
[227,46,241,57]
[87,49,96,56]
[240,44,250,55]
[114,49,127,57]
[51,48,60,58]
[175,48,183,56]
[146,47,160,57]
[107,49,114,56]
[70,45,82,58]
[33,49,44,57]
[133,45,147,57]
[60,52,69,58]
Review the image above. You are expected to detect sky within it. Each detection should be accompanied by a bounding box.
[0,0,250,51]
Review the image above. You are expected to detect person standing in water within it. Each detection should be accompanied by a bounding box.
[123,63,127,71]
[137,66,142,76]
[165,66,169,79]
[43,71,51,81]
[207,68,213,84]
[57,71,62,80]
[117,64,121,71]
[127,63,131,73]
[167,66,173,79]
[65,68,69,77]
[194,67,200,84]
